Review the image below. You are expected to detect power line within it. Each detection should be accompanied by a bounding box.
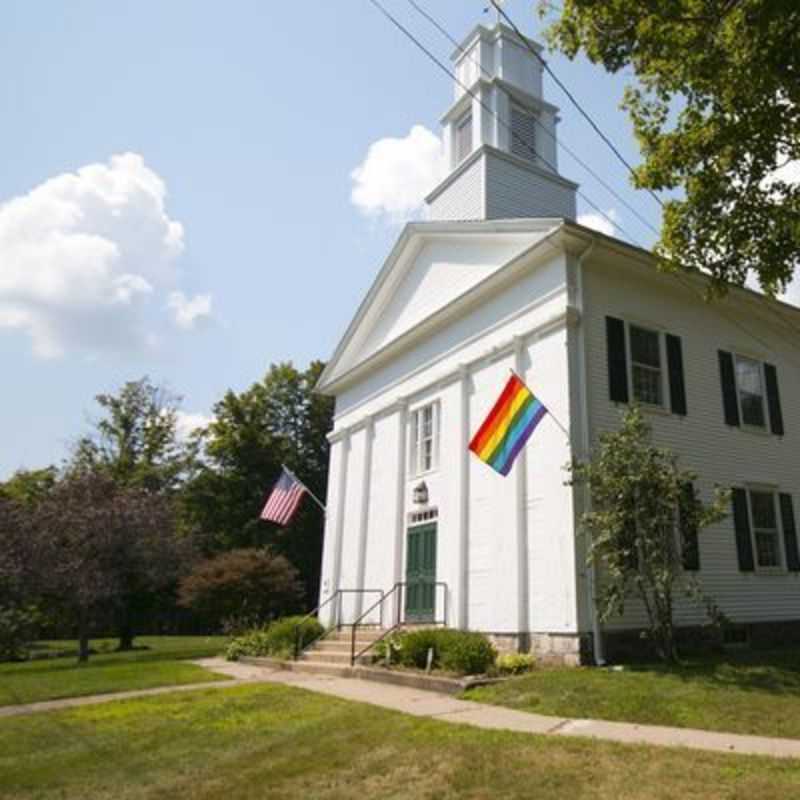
[405,0,661,239]
[491,1,800,349]
[490,0,665,212]
[369,0,800,363]
[366,0,641,246]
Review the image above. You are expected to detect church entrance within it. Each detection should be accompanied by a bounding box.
[405,521,437,622]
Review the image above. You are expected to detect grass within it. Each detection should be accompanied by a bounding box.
[467,648,800,740]
[0,683,798,799]
[0,636,229,707]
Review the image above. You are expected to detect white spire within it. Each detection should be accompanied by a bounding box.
[425,22,578,222]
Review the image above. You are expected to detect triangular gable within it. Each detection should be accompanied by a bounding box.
[317,219,562,393]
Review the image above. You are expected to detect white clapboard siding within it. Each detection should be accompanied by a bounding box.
[485,150,577,221]
[582,256,800,630]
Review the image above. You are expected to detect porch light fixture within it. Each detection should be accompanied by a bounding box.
[413,481,429,506]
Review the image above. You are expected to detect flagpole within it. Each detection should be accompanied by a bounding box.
[509,368,571,439]
[282,464,327,513]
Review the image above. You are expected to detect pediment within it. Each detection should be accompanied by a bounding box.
[317,220,563,393]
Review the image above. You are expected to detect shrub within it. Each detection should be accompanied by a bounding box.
[178,547,304,630]
[375,628,496,676]
[438,631,497,675]
[0,605,41,662]
[496,652,537,675]
[226,615,324,661]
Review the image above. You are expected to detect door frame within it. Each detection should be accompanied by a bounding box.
[405,518,438,623]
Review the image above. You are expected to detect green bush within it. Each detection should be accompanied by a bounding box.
[226,615,324,661]
[496,652,537,675]
[375,628,496,676]
[0,605,41,662]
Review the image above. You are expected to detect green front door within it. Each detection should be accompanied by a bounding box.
[405,523,437,622]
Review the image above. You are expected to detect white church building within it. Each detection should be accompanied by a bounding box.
[315,22,800,664]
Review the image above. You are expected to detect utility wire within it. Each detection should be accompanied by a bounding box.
[490,0,666,212]
[405,0,661,238]
[368,0,800,368]
[492,1,800,348]
[366,0,641,245]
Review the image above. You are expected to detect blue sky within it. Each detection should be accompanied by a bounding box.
[0,0,664,478]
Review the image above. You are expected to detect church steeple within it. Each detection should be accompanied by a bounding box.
[425,23,578,221]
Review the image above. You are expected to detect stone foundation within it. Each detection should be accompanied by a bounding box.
[483,631,594,667]
[603,618,800,662]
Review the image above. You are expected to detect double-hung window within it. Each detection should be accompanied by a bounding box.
[748,490,782,569]
[629,324,664,407]
[455,113,473,163]
[735,355,766,428]
[411,403,439,476]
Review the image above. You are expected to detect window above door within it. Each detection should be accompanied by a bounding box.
[410,402,440,477]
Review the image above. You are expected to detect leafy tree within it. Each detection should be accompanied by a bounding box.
[0,467,57,507]
[0,498,41,660]
[71,377,199,648]
[177,548,304,630]
[72,377,196,493]
[29,472,190,662]
[181,361,332,605]
[544,0,800,295]
[568,406,728,661]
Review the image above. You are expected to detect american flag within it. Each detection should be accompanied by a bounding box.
[260,467,307,526]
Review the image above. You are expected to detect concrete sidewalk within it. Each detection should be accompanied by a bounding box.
[198,657,800,760]
[2,657,799,760]
[0,669,262,719]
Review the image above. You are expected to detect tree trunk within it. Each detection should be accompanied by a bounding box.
[77,612,90,663]
[117,616,135,651]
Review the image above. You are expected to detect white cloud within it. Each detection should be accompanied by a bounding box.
[168,291,213,330]
[578,208,619,237]
[174,410,213,440]
[0,153,211,357]
[351,125,446,222]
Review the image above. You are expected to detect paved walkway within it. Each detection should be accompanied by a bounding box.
[3,657,800,760]
[198,658,800,760]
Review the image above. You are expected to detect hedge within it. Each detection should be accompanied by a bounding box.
[226,615,324,661]
[374,628,496,675]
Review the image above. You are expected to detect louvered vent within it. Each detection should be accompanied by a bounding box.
[510,104,537,161]
[455,113,473,163]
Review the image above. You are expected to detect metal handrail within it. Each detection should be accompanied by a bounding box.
[350,581,448,666]
[293,588,384,660]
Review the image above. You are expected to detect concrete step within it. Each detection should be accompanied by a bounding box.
[314,639,383,651]
[301,651,358,665]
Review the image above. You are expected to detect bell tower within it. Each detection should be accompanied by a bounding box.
[425,23,578,221]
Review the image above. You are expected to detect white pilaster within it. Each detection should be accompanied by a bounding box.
[355,417,374,618]
[514,336,531,640]
[393,400,409,626]
[457,365,471,629]
[331,430,350,626]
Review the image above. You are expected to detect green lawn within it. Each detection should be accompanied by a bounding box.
[0,636,228,707]
[467,648,800,740]
[0,683,798,799]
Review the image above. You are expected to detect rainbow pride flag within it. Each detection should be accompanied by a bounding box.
[469,373,548,476]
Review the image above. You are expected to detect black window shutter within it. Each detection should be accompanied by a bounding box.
[779,493,800,572]
[731,488,755,572]
[666,334,687,416]
[718,351,740,427]
[764,363,784,436]
[679,482,700,570]
[606,316,629,403]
